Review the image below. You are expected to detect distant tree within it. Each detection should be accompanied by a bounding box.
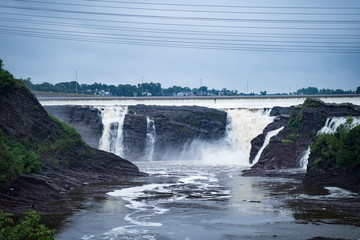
[260,91,267,95]
[0,59,3,69]
[356,86,360,94]
[22,78,34,90]
[297,87,318,95]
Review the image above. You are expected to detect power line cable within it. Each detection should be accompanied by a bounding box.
[1,4,360,24]
[1,25,358,51]
[81,0,360,10]
[2,11,359,32]
[12,0,360,16]
[2,16,359,40]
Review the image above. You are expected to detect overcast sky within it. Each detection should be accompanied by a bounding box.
[1,0,359,94]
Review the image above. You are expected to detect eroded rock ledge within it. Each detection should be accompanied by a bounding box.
[0,85,145,214]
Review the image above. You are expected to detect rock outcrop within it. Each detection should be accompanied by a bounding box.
[249,98,360,171]
[45,104,228,161]
[123,105,228,160]
[0,75,144,214]
[45,106,103,148]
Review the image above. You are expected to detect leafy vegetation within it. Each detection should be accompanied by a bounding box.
[281,139,294,147]
[0,59,88,186]
[288,98,325,132]
[297,86,356,95]
[0,60,26,94]
[0,210,55,240]
[36,115,88,166]
[0,130,41,186]
[310,117,360,169]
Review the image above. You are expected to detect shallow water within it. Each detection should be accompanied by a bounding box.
[54,161,360,240]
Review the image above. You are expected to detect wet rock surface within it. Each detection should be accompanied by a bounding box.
[248,98,360,193]
[0,87,145,214]
[123,105,228,160]
[45,105,103,148]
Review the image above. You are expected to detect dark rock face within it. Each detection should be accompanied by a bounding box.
[249,115,289,164]
[42,105,227,161]
[269,106,294,116]
[0,87,59,143]
[0,87,144,214]
[45,106,103,148]
[304,161,360,193]
[250,99,360,171]
[123,105,228,160]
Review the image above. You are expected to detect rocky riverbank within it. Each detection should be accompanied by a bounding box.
[247,98,360,192]
[0,68,145,214]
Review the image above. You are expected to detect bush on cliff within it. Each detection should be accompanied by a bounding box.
[310,117,360,169]
[0,60,26,94]
[0,59,88,187]
[0,131,42,186]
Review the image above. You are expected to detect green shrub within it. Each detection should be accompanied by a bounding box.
[0,131,41,187]
[281,139,293,147]
[310,118,360,169]
[0,210,55,240]
[0,63,26,94]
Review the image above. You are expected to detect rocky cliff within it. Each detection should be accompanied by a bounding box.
[0,68,144,214]
[47,104,228,161]
[44,106,102,148]
[247,98,360,192]
[123,105,227,160]
[250,99,360,171]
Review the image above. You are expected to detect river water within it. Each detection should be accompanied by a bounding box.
[54,160,360,240]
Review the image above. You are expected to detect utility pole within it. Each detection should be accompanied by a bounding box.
[75,69,78,94]
[141,75,144,97]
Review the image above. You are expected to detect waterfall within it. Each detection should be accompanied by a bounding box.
[223,109,275,165]
[299,147,311,169]
[318,117,360,134]
[98,106,128,157]
[302,116,360,169]
[145,117,156,161]
[252,126,284,165]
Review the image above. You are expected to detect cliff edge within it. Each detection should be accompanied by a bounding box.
[0,64,145,214]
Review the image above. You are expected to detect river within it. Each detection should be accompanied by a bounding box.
[53,160,360,240]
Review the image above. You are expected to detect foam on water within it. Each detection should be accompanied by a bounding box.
[325,187,358,198]
[108,183,170,228]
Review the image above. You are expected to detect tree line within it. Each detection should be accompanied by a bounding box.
[21,78,360,97]
[21,78,239,97]
[296,86,360,95]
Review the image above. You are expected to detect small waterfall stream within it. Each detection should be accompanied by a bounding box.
[145,117,156,161]
[98,106,128,157]
[252,126,284,165]
[318,117,360,134]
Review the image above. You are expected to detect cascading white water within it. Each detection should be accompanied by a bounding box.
[220,109,275,165]
[145,117,156,161]
[318,117,360,134]
[98,106,128,157]
[94,106,276,165]
[252,126,284,165]
[300,147,311,169]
